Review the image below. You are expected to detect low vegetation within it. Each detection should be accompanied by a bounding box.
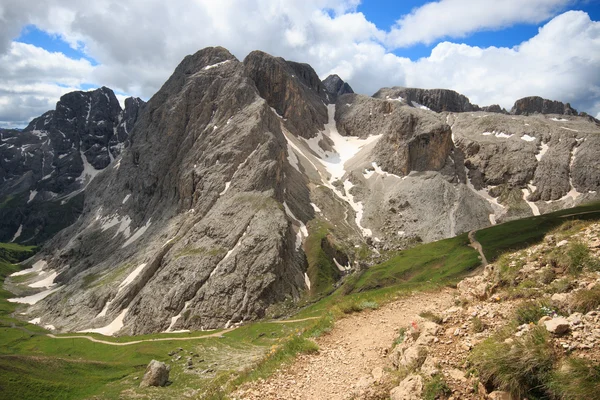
[422,375,451,400]
[470,326,556,399]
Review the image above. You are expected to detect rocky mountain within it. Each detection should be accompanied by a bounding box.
[511,96,578,116]
[323,74,354,102]
[6,46,600,336]
[0,87,144,244]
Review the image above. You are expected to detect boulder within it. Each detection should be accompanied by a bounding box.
[543,317,570,335]
[140,360,170,387]
[389,374,423,400]
[457,275,490,300]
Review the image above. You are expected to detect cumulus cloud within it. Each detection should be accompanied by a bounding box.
[0,1,599,127]
[401,11,600,112]
[386,0,571,47]
[0,42,94,126]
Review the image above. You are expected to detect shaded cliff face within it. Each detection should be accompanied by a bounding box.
[511,96,578,116]
[243,51,328,139]
[0,88,144,244]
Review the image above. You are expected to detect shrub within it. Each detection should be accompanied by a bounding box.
[393,327,407,347]
[548,278,573,294]
[514,300,556,325]
[570,286,600,314]
[419,311,443,324]
[471,316,484,333]
[548,357,600,400]
[470,326,556,399]
[423,375,451,400]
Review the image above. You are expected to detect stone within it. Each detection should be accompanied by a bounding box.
[140,360,170,387]
[447,368,467,382]
[544,317,570,335]
[371,366,384,382]
[488,390,513,400]
[389,374,423,400]
[551,293,569,304]
[557,240,569,247]
[538,316,552,325]
[420,356,440,377]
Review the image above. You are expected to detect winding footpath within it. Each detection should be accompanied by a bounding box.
[43,317,320,346]
[468,230,488,266]
[234,290,456,400]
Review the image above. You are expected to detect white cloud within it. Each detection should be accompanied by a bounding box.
[0,1,599,127]
[400,11,600,112]
[0,41,94,126]
[386,0,571,47]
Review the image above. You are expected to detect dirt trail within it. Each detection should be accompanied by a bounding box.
[44,317,320,346]
[235,289,456,400]
[468,230,488,266]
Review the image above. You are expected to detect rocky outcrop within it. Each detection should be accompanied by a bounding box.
[243,51,328,138]
[481,104,507,114]
[373,87,479,113]
[335,93,453,176]
[140,360,170,387]
[0,87,144,244]
[511,96,578,116]
[322,74,354,102]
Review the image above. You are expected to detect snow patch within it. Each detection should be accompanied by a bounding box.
[121,219,152,248]
[203,60,230,70]
[122,194,131,204]
[551,117,568,122]
[521,134,536,142]
[166,300,192,332]
[283,202,309,249]
[304,273,311,290]
[482,130,513,139]
[560,127,579,132]
[11,260,47,277]
[79,308,128,336]
[77,151,101,187]
[10,224,22,242]
[536,142,549,162]
[29,317,41,324]
[310,203,321,213]
[411,101,431,111]
[27,190,38,204]
[287,142,300,172]
[28,271,58,289]
[118,263,147,289]
[8,287,61,305]
[219,182,231,196]
[521,188,540,216]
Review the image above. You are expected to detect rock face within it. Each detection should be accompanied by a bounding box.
[336,93,453,176]
[27,47,310,334]
[389,374,423,400]
[373,87,479,112]
[140,360,170,387]
[511,96,578,115]
[243,50,328,138]
[322,74,354,102]
[0,87,144,244]
[7,46,600,335]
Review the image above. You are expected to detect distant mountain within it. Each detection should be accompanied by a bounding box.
[0,87,144,244]
[6,47,599,336]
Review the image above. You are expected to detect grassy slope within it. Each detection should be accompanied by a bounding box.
[1,202,599,399]
[476,201,600,262]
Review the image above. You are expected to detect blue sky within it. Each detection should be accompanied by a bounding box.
[1,0,599,127]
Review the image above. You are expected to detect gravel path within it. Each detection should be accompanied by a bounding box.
[235,289,455,400]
